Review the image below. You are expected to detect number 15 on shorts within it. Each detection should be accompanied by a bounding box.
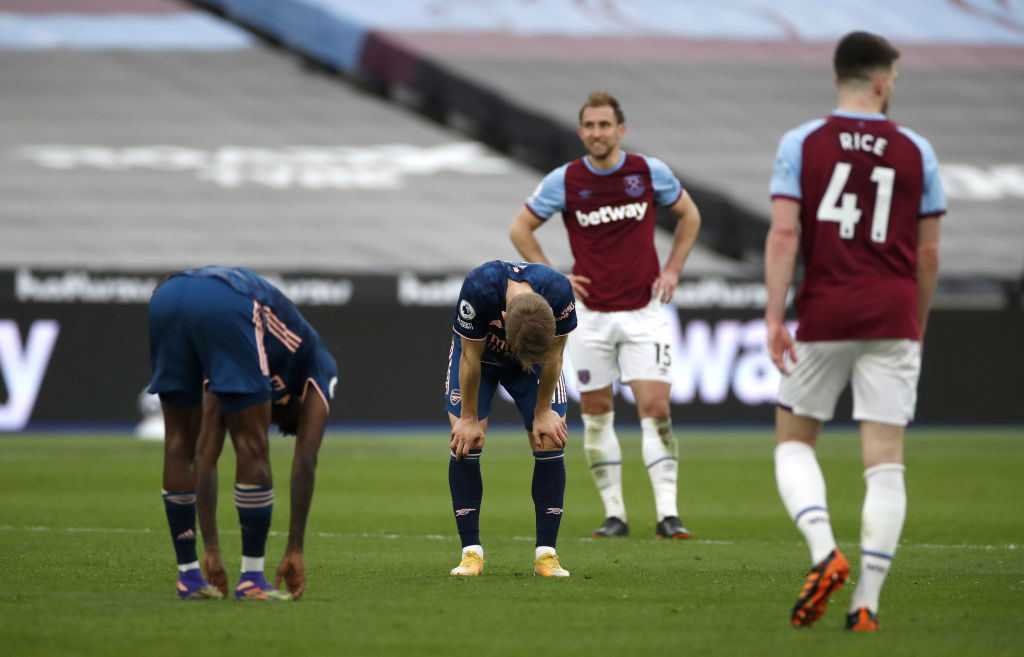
[655,343,671,367]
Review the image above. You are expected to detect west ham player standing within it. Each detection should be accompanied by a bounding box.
[148,266,337,600]
[510,91,701,540]
[765,32,944,631]
[446,261,576,577]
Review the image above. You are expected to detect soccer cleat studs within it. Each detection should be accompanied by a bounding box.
[791,549,850,627]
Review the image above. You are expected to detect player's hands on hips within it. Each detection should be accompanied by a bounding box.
[531,410,568,451]
[275,550,306,599]
[652,270,679,304]
[202,546,228,597]
[766,321,796,375]
[450,416,486,460]
[567,274,591,300]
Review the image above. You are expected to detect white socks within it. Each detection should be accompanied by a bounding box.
[584,413,681,522]
[582,412,626,520]
[462,545,483,559]
[776,443,907,615]
[641,416,679,521]
[535,546,556,559]
[774,441,837,565]
[850,463,906,614]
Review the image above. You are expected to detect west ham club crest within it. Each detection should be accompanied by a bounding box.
[623,174,645,198]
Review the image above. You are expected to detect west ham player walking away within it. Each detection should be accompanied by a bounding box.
[766,32,944,631]
[510,91,701,540]
[148,266,337,601]
[446,260,576,578]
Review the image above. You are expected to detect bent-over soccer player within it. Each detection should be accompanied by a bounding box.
[148,266,337,601]
[445,260,576,577]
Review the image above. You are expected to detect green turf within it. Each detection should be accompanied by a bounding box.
[1,427,1022,656]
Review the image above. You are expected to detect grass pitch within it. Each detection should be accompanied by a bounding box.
[1,426,1021,656]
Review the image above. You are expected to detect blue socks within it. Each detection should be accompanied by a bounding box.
[449,448,566,549]
[234,484,274,560]
[449,449,482,547]
[532,450,566,549]
[162,490,199,567]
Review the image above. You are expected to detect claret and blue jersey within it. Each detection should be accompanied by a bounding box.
[453,260,576,371]
[769,110,946,341]
[525,152,684,312]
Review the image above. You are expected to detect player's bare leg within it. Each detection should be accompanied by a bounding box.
[846,421,906,630]
[631,380,689,539]
[581,386,628,536]
[194,392,229,596]
[775,408,848,626]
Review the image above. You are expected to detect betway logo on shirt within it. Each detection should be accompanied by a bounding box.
[575,201,648,227]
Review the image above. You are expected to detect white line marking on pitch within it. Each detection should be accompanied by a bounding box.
[0,525,1016,552]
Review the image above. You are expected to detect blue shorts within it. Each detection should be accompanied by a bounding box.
[444,335,568,431]
[147,275,271,413]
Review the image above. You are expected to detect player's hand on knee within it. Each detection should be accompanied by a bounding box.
[531,411,567,450]
[450,418,485,460]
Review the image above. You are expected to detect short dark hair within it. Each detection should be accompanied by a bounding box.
[579,91,625,125]
[271,396,302,436]
[834,31,900,83]
[505,292,556,371]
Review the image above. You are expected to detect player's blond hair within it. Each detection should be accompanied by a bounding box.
[579,90,625,125]
[505,292,556,371]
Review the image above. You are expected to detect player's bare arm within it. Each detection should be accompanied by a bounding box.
[531,335,569,451]
[195,389,228,595]
[451,337,487,460]
[915,216,942,342]
[765,198,801,375]
[510,207,591,299]
[510,207,551,265]
[275,386,329,599]
[653,189,702,303]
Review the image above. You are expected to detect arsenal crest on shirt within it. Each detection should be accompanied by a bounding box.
[623,174,645,198]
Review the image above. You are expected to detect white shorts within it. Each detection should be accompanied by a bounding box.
[567,298,674,392]
[777,339,922,425]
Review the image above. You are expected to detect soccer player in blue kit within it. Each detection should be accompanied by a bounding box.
[148,266,337,600]
[445,261,577,577]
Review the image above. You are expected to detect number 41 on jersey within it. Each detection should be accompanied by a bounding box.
[817,162,895,243]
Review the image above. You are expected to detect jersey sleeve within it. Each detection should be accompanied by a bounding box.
[305,345,338,411]
[898,126,947,217]
[641,155,683,206]
[453,274,489,340]
[525,164,569,220]
[549,274,578,336]
[770,118,825,201]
